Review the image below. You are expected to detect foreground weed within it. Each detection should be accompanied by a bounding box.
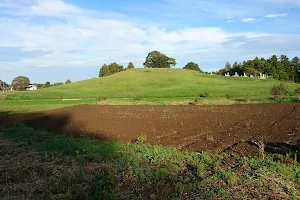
[1,123,300,199]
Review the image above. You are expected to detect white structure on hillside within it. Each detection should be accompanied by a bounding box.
[259,73,267,79]
[224,71,269,79]
[25,84,37,90]
[234,72,239,77]
[225,72,230,76]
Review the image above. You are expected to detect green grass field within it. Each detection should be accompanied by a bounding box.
[0,100,97,114]
[1,68,299,113]
[5,68,300,100]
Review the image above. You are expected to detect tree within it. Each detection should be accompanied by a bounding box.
[53,82,64,86]
[270,84,287,101]
[109,62,124,74]
[218,54,299,82]
[45,82,51,88]
[143,50,176,68]
[127,62,135,69]
[291,57,300,82]
[99,64,110,77]
[183,62,201,72]
[0,80,9,90]
[36,83,44,89]
[231,62,244,75]
[11,76,30,91]
[65,79,72,84]
[225,62,231,70]
[99,63,124,77]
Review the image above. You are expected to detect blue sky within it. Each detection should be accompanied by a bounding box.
[1,0,300,83]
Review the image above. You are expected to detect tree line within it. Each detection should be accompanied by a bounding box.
[98,62,135,77]
[98,51,203,77]
[217,55,300,82]
[1,76,73,91]
[0,80,9,90]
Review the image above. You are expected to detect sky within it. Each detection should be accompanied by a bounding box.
[1,0,300,83]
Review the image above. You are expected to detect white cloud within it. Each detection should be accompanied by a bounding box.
[242,18,256,23]
[242,18,263,23]
[264,13,288,18]
[30,0,81,16]
[0,0,300,82]
[227,20,235,23]
[259,0,300,5]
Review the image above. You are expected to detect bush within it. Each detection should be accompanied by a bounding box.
[225,94,232,99]
[270,84,287,101]
[296,88,300,101]
[199,92,209,98]
[97,96,107,101]
[134,95,143,101]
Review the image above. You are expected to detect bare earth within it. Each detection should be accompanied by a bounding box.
[1,103,299,153]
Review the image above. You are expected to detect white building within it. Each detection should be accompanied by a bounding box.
[25,84,37,90]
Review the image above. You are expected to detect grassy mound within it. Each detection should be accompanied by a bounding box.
[5,68,299,100]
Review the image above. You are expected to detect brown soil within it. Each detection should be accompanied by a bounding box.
[1,103,300,153]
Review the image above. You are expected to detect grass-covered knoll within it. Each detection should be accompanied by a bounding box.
[1,123,300,199]
[5,68,300,100]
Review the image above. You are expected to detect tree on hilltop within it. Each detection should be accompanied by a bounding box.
[143,50,176,68]
[45,82,51,88]
[11,76,30,91]
[99,63,124,77]
[183,62,202,72]
[0,80,9,90]
[127,62,135,69]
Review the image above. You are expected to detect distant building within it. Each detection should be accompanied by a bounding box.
[25,84,37,90]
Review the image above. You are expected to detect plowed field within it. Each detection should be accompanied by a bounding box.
[1,103,300,153]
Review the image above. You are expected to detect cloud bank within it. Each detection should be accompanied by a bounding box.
[0,0,300,82]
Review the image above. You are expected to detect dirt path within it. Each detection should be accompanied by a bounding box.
[1,103,299,153]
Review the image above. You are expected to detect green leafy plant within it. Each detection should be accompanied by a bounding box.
[136,135,147,144]
[270,84,287,101]
[197,163,206,178]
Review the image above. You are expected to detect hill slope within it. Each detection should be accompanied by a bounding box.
[5,68,300,100]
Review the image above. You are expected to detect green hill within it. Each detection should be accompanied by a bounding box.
[6,68,299,100]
